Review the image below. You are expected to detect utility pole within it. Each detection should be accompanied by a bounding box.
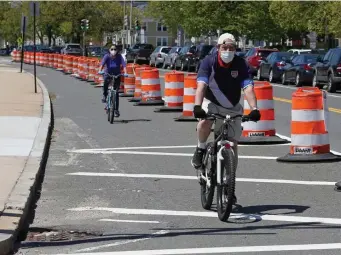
[129,0,133,45]
[123,0,126,48]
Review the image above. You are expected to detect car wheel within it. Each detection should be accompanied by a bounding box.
[281,73,287,85]
[269,69,275,83]
[256,68,263,81]
[312,73,323,89]
[327,74,337,93]
[295,72,302,87]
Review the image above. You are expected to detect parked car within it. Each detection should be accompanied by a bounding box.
[149,46,171,67]
[192,44,214,72]
[245,47,279,76]
[287,49,312,55]
[61,43,82,56]
[256,51,293,83]
[174,45,197,71]
[88,46,103,57]
[163,46,181,69]
[50,46,63,54]
[281,54,323,87]
[125,43,154,64]
[313,47,341,93]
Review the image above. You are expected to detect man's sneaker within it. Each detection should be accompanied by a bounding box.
[114,110,120,117]
[191,147,206,169]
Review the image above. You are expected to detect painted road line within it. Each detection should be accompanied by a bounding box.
[65,143,289,151]
[52,243,341,255]
[99,219,160,224]
[276,133,341,156]
[68,207,341,225]
[74,230,168,253]
[67,150,278,159]
[66,172,336,186]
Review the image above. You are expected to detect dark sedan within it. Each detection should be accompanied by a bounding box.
[281,54,324,87]
[256,52,293,83]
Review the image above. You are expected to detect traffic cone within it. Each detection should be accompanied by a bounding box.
[134,69,164,106]
[155,71,184,112]
[277,87,341,163]
[239,81,289,144]
[174,75,197,122]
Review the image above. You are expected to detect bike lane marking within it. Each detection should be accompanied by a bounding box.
[66,172,336,186]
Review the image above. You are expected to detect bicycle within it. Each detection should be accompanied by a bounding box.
[197,112,257,222]
[104,73,125,124]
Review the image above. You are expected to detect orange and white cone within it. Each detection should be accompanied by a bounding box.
[134,69,164,106]
[155,71,184,112]
[174,75,197,122]
[239,81,288,144]
[277,87,341,163]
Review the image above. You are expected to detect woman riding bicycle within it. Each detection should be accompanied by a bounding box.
[99,44,127,117]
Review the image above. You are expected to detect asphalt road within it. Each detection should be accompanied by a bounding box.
[8,60,341,255]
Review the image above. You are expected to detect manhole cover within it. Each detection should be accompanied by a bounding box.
[25,228,102,242]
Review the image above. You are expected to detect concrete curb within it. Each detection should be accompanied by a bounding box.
[0,71,52,255]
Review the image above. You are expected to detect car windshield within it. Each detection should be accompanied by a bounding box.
[303,54,320,63]
[257,50,274,58]
[200,45,213,56]
[161,47,171,53]
[67,45,80,49]
[275,53,292,61]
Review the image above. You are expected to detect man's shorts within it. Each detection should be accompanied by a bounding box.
[201,98,243,142]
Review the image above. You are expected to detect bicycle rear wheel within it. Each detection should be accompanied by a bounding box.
[109,92,115,124]
[216,148,236,222]
[200,143,215,210]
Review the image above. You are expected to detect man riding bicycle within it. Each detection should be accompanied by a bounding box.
[191,33,261,203]
[99,44,127,117]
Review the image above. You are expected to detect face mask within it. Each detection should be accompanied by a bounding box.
[220,51,235,64]
[110,50,117,56]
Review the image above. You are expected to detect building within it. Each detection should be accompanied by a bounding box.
[138,18,176,46]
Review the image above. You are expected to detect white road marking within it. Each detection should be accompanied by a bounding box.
[66,172,336,186]
[67,150,278,160]
[74,230,168,253]
[53,243,341,255]
[66,143,288,151]
[276,133,341,156]
[68,207,341,225]
[99,219,160,224]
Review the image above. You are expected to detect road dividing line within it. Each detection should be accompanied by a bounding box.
[99,219,160,224]
[52,243,341,255]
[68,207,341,225]
[67,150,278,159]
[67,172,336,186]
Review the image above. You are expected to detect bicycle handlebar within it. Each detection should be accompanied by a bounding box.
[105,73,125,79]
[205,113,253,122]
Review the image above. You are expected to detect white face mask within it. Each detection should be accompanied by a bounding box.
[220,51,235,64]
[110,50,117,56]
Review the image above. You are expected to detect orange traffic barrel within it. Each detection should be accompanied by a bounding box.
[277,87,341,163]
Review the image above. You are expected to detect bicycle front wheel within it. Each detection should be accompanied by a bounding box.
[109,93,115,124]
[216,148,236,222]
[200,142,215,210]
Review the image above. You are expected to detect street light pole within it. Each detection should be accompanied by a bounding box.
[129,0,133,46]
[123,0,126,48]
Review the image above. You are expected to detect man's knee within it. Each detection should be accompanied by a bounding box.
[197,119,213,132]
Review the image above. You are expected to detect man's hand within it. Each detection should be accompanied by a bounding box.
[193,105,207,119]
[98,70,104,75]
[248,109,261,121]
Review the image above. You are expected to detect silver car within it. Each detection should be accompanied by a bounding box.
[61,43,83,56]
[163,46,181,69]
[149,46,171,68]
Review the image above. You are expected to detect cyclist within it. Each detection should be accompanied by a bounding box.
[191,33,261,203]
[99,44,127,117]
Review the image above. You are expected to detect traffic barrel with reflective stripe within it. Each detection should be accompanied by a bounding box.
[94,60,104,88]
[174,75,197,122]
[155,71,184,112]
[129,66,153,102]
[277,87,341,163]
[71,57,80,77]
[120,64,137,97]
[134,69,164,106]
[87,59,97,83]
[56,54,64,71]
[239,81,288,144]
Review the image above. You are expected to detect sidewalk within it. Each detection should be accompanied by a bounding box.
[0,65,51,254]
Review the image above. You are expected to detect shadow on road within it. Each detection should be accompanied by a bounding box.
[113,119,151,124]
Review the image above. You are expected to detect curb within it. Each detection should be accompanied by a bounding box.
[0,71,52,255]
